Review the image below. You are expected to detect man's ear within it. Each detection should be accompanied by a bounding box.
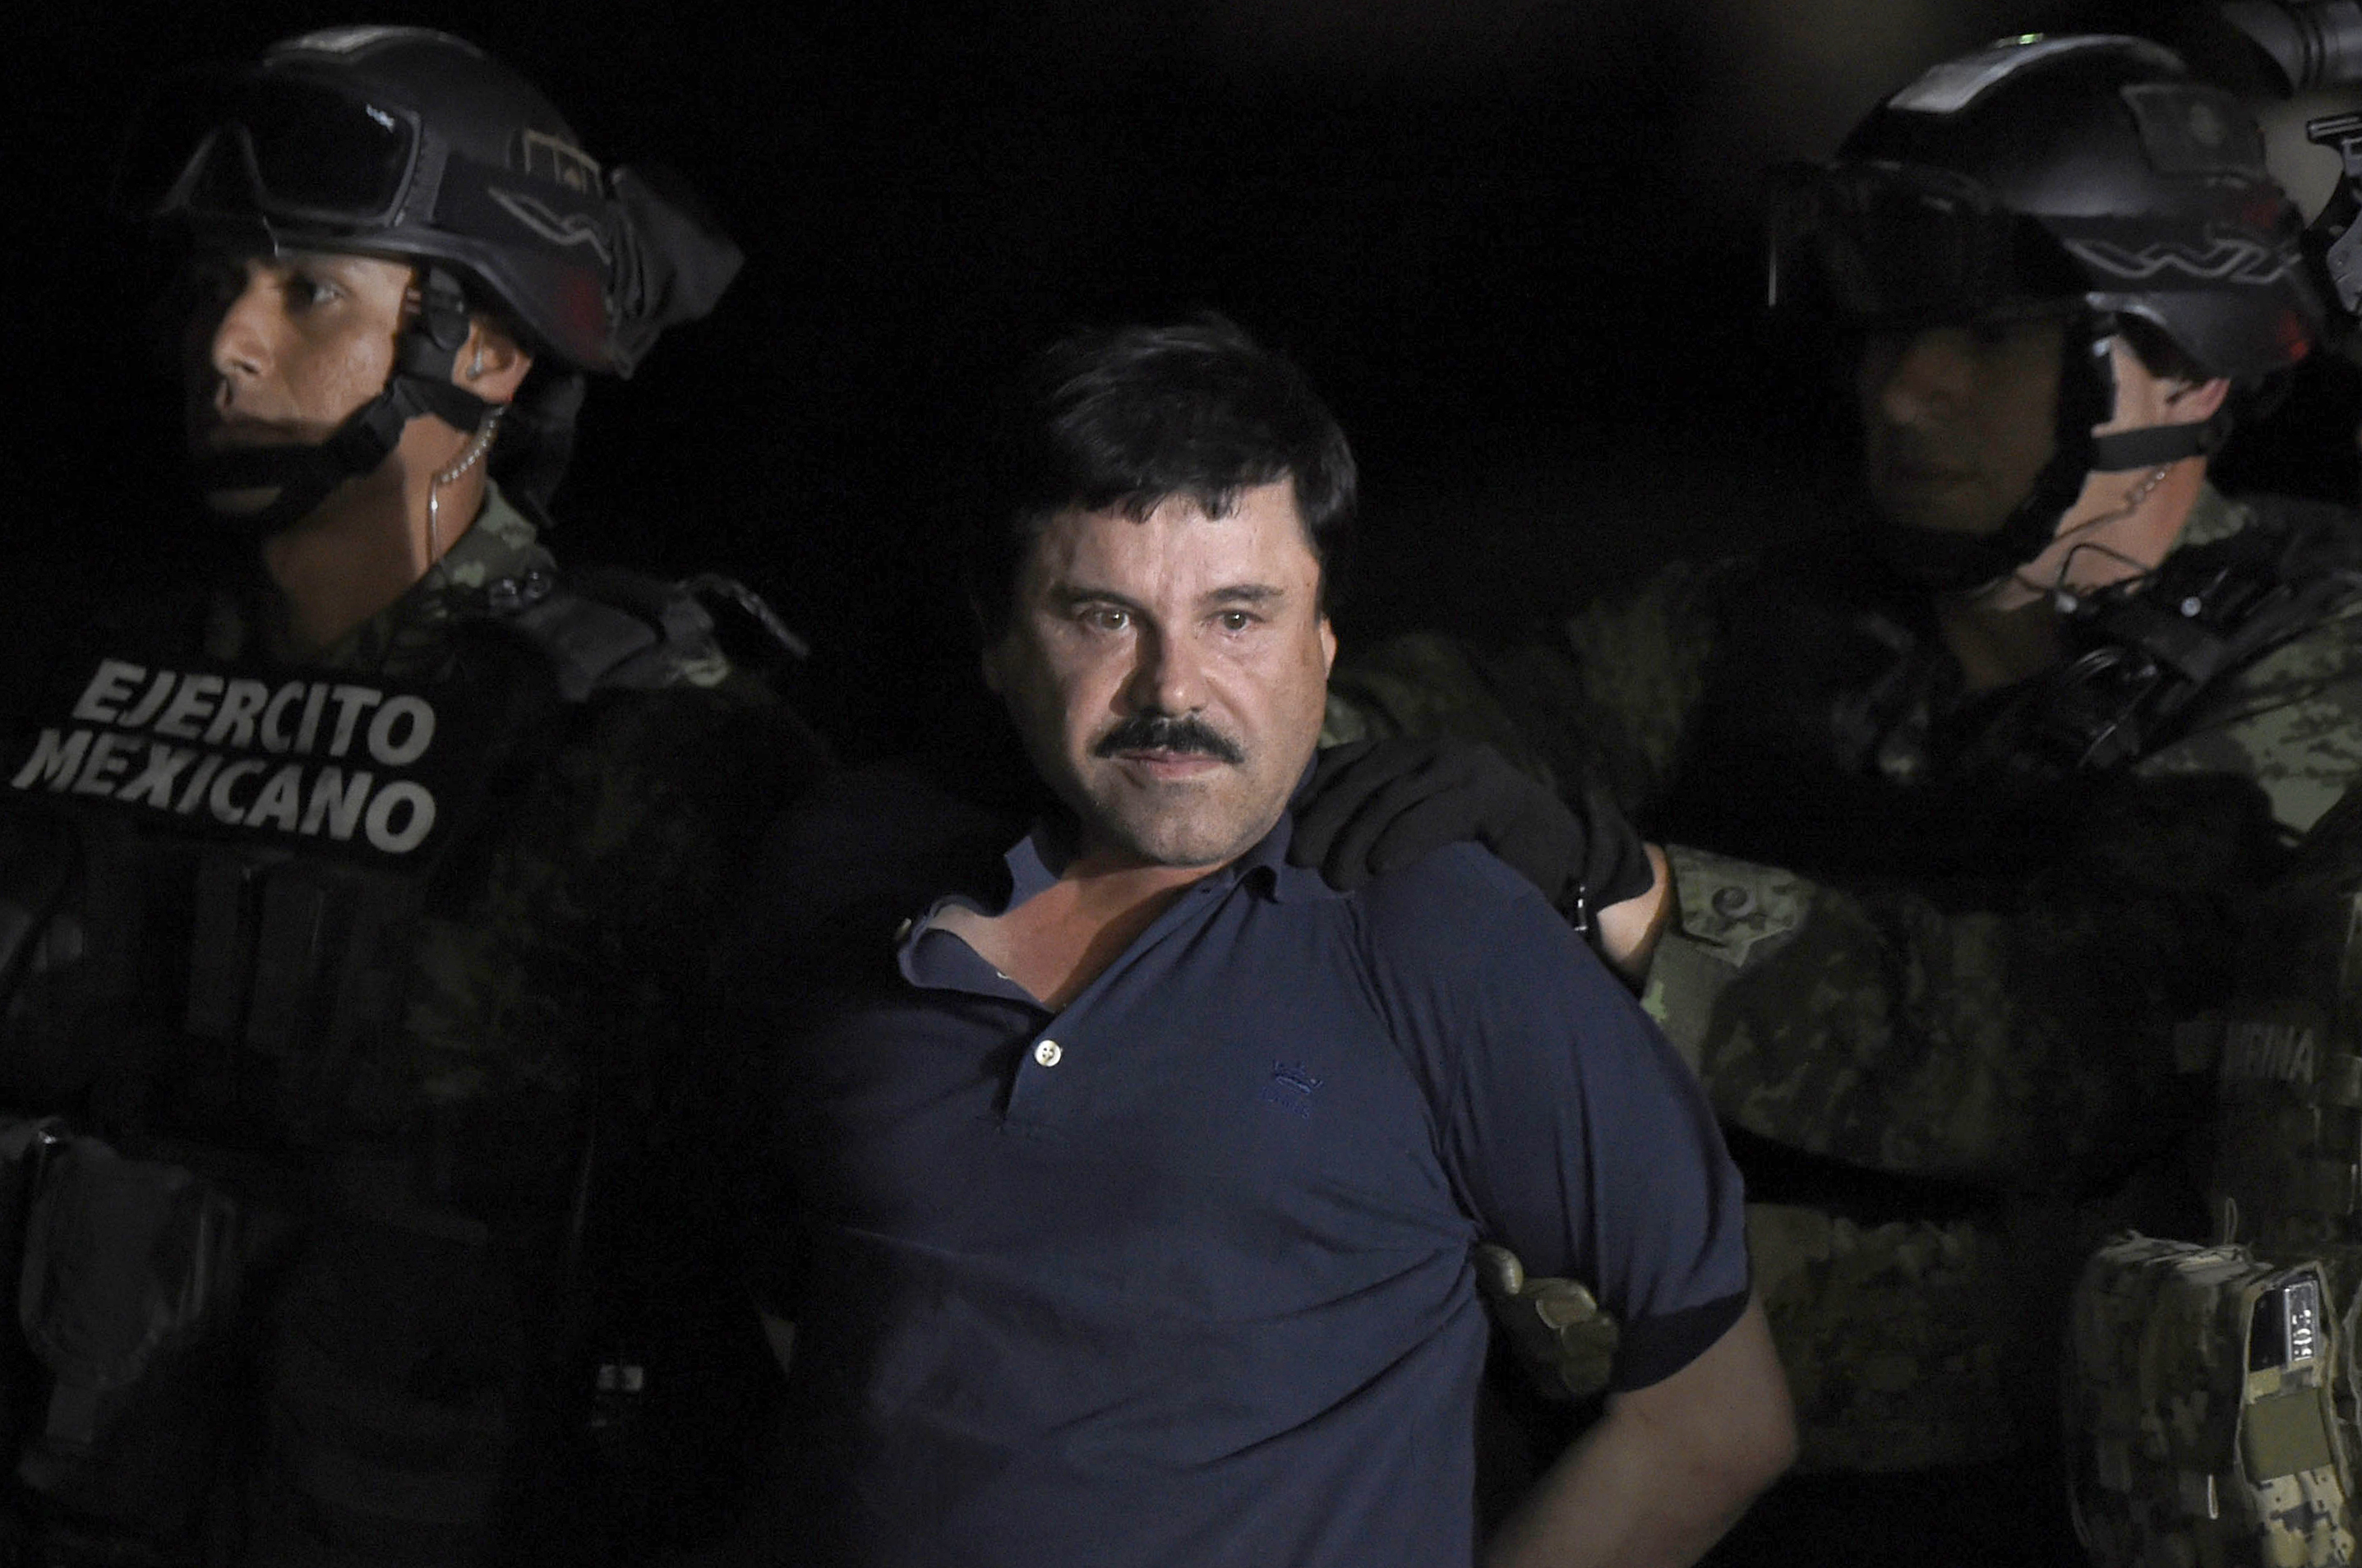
[2166,375,2231,425]
[457,316,533,404]
[1319,617,1336,678]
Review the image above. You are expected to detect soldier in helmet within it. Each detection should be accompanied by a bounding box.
[1303,31,2362,1559]
[0,25,821,1564]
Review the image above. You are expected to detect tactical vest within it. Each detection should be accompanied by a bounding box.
[0,565,728,1562]
[1652,496,2362,883]
[2064,786,2362,1566]
[1656,500,2362,1486]
[1965,495,2362,786]
[2067,1234,2354,1568]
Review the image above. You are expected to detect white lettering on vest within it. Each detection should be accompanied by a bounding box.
[113,741,201,809]
[174,754,225,814]
[363,781,435,853]
[366,696,436,767]
[152,673,224,741]
[325,686,382,759]
[70,733,131,797]
[294,683,329,754]
[207,759,266,823]
[118,671,178,730]
[10,729,91,791]
[243,763,305,832]
[300,768,373,841]
[259,681,308,754]
[2222,1020,2320,1085]
[70,661,145,725]
[202,680,270,747]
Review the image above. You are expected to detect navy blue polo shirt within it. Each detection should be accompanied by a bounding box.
[738,768,1749,1567]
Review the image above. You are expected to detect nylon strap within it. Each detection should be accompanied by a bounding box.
[2088,410,2229,473]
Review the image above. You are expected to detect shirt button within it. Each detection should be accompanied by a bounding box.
[1710,885,1756,919]
[1034,1039,1063,1068]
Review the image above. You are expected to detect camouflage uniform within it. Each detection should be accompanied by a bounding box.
[0,487,820,1564]
[1326,483,2362,1473]
[2058,783,2362,1567]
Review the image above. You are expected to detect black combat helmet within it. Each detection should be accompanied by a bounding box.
[117,25,741,527]
[1769,35,2325,586]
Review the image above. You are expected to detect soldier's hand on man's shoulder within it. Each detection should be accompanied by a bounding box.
[1290,734,1654,935]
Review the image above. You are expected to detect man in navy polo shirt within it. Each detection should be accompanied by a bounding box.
[734,316,1793,1566]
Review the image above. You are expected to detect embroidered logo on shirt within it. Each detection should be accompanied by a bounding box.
[1260,1062,1323,1118]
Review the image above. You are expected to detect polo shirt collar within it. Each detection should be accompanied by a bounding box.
[992,791,1338,913]
[903,757,1344,960]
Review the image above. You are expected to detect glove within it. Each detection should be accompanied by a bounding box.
[1291,737,1652,915]
[1474,1243,1619,1402]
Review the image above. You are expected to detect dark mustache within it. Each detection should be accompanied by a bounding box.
[1092,714,1244,764]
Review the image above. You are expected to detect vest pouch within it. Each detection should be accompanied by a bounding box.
[0,1119,67,1468]
[2068,1233,2358,1567]
[0,812,79,1010]
[250,1160,509,1564]
[14,1135,242,1540]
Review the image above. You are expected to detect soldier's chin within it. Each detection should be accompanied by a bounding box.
[202,487,284,517]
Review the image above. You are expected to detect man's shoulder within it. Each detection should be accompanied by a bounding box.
[1355,839,1546,913]
[2143,490,2362,833]
[490,603,825,891]
[462,560,739,699]
[2195,484,2360,546]
[561,665,818,815]
[1346,842,1599,1000]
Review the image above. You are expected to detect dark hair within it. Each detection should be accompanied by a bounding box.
[2113,311,2212,386]
[964,313,1356,642]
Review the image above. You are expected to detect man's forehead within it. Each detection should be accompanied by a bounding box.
[1063,482,1298,527]
[1031,486,1316,577]
[185,238,410,275]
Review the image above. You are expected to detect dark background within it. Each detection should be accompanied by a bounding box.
[15,0,2362,755]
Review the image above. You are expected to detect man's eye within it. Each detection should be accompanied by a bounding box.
[1081,606,1130,633]
[1216,610,1259,632]
[1966,316,2033,350]
[288,274,340,307]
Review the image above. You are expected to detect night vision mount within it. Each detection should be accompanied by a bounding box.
[2226,2,2362,329]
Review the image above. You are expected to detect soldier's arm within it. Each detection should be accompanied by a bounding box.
[1325,560,1723,820]
[1645,773,2268,1192]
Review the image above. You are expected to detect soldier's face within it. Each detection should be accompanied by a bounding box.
[1857,317,2064,538]
[985,482,1337,872]
[179,246,413,514]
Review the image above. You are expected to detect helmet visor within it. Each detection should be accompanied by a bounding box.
[116,73,420,228]
[1769,160,2038,327]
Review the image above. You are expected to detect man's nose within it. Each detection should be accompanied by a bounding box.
[1869,328,1975,427]
[206,271,279,385]
[1127,625,1208,715]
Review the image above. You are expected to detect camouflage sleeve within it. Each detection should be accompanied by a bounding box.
[1644,810,2246,1194]
[1324,561,1722,817]
[2134,599,2362,838]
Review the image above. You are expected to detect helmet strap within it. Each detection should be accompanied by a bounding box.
[2088,409,2227,472]
[187,264,494,538]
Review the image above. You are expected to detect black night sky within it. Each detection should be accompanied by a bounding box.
[16,0,2362,755]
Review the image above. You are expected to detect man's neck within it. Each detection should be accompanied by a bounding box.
[1935,459,2204,693]
[940,844,1233,1012]
[258,465,487,657]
